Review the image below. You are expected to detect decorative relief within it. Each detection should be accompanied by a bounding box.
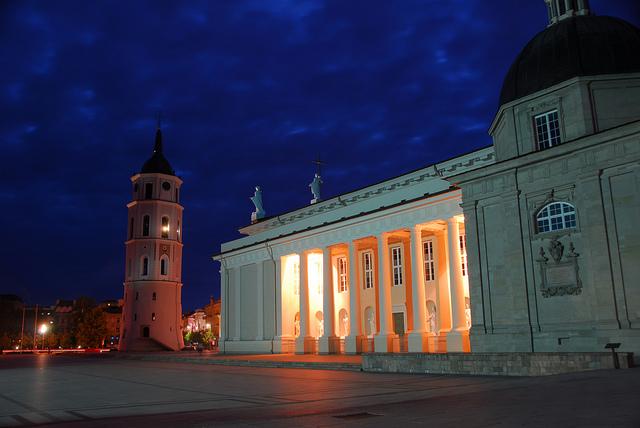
[536,237,582,298]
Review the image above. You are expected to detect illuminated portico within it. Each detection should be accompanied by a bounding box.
[214,147,491,355]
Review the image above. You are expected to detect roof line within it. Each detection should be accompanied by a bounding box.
[239,144,492,230]
[212,186,458,259]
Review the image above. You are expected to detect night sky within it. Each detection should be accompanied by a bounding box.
[1,1,638,311]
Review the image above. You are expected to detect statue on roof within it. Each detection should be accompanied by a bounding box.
[250,186,266,223]
[309,174,323,204]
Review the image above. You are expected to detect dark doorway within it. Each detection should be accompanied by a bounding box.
[393,312,407,352]
[392,312,405,335]
[142,326,150,338]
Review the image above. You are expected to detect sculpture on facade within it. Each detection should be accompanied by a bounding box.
[250,186,266,223]
[341,312,349,337]
[309,173,323,204]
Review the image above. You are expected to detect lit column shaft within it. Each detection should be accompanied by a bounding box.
[410,225,427,334]
[447,218,467,331]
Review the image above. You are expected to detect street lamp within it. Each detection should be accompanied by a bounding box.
[39,323,48,351]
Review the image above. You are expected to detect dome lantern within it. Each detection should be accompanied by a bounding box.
[545,0,591,26]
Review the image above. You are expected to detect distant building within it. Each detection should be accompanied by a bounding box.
[204,297,221,338]
[100,299,123,348]
[119,125,185,351]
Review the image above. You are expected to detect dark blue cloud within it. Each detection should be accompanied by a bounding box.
[1,0,638,310]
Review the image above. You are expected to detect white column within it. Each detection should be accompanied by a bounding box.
[318,247,336,354]
[409,225,428,352]
[219,264,227,344]
[447,217,470,352]
[233,267,241,340]
[295,252,310,353]
[274,258,282,338]
[374,232,394,352]
[256,261,264,341]
[345,241,362,354]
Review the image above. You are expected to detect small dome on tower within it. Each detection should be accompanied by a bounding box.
[499,15,640,106]
[141,127,175,175]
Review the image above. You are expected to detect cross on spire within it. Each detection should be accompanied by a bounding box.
[312,154,325,176]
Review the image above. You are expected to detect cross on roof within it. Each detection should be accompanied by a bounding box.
[312,154,325,176]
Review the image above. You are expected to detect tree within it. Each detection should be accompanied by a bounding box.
[75,307,107,348]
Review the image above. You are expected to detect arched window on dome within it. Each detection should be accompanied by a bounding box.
[536,202,577,233]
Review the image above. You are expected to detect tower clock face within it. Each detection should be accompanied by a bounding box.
[162,181,171,191]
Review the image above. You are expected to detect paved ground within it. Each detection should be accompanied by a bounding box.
[0,354,639,427]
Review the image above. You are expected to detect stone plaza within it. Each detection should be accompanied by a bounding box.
[0,354,639,427]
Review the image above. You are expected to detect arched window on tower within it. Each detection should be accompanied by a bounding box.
[142,257,149,276]
[161,216,170,239]
[152,292,157,301]
[152,312,156,321]
[142,215,150,236]
[160,257,168,276]
[177,220,181,242]
[536,202,577,233]
[129,218,134,240]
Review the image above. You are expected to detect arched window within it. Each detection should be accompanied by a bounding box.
[152,312,156,321]
[129,218,134,239]
[161,216,170,239]
[142,215,150,236]
[160,257,168,276]
[135,291,139,300]
[152,292,157,301]
[177,220,181,242]
[142,257,149,276]
[536,202,576,233]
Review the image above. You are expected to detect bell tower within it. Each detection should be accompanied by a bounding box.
[119,124,184,351]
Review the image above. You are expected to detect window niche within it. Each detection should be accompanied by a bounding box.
[529,187,582,297]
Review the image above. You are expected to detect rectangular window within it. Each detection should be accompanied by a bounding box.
[534,110,561,150]
[362,251,374,289]
[391,246,403,286]
[293,262,300,296]
[423,240,435,283]
[459,234,468,277]
[337,257,348,292]
[161,217,170,239]
[144,183,153,199]
[142,215,150,236]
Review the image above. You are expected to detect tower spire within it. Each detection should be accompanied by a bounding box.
[154,114,163,154]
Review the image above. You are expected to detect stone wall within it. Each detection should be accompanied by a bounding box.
[362,352,634,376]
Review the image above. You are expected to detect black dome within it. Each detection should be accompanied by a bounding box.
[500,15,640,106]
[140,128,175,175]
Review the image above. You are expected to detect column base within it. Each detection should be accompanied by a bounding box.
[374,333,398,353]
[295,336,318,354]
[446,330,471,352]
[318,336,341,354]
[273,336,296,354]
[408,331,429,353]
[345,335,365,354]
[427,333,441,352]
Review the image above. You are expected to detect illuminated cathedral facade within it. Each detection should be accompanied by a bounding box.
[214,0,640,357]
